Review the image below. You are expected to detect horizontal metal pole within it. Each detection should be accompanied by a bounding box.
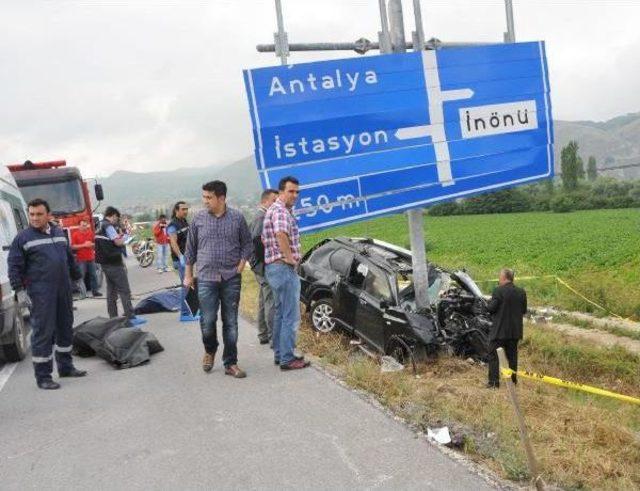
[257,39,496,54]
[257,42,377,52]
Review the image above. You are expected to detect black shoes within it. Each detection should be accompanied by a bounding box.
[37,369,86,389]
[60,368,87,378]
[37,379,61,390]
[92,291,103,297]
[259,338,270,345]
[486,382,500,389]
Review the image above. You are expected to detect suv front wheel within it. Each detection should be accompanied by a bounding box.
[310,298,336,333]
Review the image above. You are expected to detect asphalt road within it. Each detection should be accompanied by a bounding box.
[0,259,496,490]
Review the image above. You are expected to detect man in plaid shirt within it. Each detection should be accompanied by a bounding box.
[263,176,310,371]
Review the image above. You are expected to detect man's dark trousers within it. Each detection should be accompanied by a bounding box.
[102,263,134,319]
[255,273,274,344]
[29,284,75,382]
[198,275,241,368]
[487,339,518,387]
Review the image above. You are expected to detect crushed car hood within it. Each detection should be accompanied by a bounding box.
[450,271,484,298]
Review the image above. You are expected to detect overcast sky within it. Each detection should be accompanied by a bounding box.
[1,0,639,177]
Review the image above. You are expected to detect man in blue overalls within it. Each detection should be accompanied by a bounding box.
[8,198,86,390]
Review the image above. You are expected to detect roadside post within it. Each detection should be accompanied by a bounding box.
[497,347,545,491]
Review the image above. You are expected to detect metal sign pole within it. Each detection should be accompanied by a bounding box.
[387,0,430,309]
[504,0,516,43]
[274,0,289,65]
[378,0,392,53]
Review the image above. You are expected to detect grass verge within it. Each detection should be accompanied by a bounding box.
[240,271,640,489]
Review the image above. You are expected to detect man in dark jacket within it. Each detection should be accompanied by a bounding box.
[249,189,278,344]
[486,268,527,388]
[95,206,145,327]
[8,198,86,390]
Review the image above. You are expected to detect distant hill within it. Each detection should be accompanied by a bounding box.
[102,112,640,212]
[554,112,640,179]
[100,156,260,212]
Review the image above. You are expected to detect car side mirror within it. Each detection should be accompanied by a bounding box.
[94,183,104,201]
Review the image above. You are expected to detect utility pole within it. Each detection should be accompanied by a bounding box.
[387,0,430,310]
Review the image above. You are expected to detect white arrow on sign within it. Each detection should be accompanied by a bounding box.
[395,51,474,187]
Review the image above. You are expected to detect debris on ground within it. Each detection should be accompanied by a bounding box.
[381,355,404,373]
[427,426,452,445]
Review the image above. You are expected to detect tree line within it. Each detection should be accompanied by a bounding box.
[429,141,640,216]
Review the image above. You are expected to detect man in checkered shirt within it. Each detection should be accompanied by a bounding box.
[184,180,253,378]
[263,176,310,371]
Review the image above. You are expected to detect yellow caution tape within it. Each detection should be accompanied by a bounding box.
[477,275,557,283]
[553,277,625,320]
[500,367,640,405]
[478,274,629,320]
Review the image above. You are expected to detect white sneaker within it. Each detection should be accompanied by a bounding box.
[157,268,163,274]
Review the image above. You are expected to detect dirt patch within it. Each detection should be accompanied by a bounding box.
[536,321,640,355]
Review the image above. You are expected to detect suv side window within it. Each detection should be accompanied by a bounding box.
[363,266,392,302]
[328,249,354,276]
[348,258,367,289]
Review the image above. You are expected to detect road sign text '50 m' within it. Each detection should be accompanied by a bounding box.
[243,41,554,232]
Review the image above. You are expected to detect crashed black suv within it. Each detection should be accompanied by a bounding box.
[299,237,492,363]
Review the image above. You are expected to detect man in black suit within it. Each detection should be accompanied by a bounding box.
[486,268,527,388]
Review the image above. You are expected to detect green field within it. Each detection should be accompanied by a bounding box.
[302,209,640,319]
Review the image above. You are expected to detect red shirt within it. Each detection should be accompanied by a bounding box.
[153,222,170,245]
[71,228,95,262]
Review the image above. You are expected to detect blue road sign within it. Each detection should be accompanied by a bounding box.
[243,41,553,232]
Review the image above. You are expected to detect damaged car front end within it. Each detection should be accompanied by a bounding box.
[299,237,491,364]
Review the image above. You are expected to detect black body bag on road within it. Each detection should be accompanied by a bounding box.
[73,316,164,369]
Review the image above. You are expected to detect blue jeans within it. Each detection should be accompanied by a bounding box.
[78,260,100,294]
[156,243,169,270]
[198,275,241,367]
[173,260,191,317]
[265,263,300,365]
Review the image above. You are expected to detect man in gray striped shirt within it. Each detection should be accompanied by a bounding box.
[184,180,252,378]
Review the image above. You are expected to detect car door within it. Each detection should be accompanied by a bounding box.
[354,262,392,353]
[330,251,360,332]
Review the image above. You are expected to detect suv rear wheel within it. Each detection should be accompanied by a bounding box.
[310,298,336,333]
[1,304,27,362]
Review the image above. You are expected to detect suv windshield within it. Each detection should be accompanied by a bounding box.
[19,179,85,215]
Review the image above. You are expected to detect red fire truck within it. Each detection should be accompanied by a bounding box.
[7,160,104,233]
